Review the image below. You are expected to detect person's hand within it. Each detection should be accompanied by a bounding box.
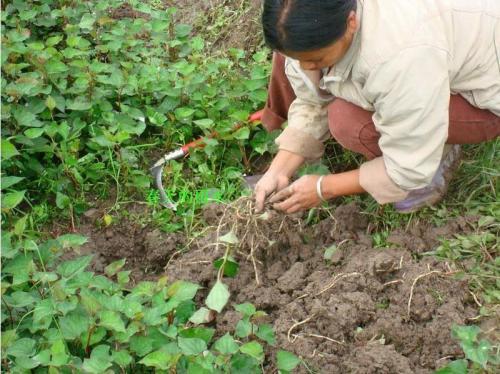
[254,171,290,213]
[269,174,322,214]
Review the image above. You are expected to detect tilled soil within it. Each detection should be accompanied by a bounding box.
[78,201,480,373]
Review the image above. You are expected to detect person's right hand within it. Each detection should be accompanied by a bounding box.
[254,171,290,213]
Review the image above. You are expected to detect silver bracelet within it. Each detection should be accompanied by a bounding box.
[316,175,326,202]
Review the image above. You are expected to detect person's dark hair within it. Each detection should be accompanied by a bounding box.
[262,0,357,52]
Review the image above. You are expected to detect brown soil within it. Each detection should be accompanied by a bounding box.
[77,198,481,373]
[109,0,264,53]
[166,0,264,53]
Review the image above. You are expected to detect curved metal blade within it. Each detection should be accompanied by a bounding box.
[151,165,177,210]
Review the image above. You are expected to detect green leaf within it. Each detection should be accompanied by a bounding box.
[56,191,70,209]
[206,281,230,313]
[98,311,126,333]
[1,330,17,351]
[1,139,20,160]
[1,176,24,190]
[256,324,276,346]
[1,232,16,259]
[219,231,239,245]
[175,24,192,37]
[131,281,156,297]
[130,335,154,357]
[240,341,264,362]
[230,353,260,373]
[324,244,338,261]
[45,96,57,111]
[193,118,214,129]
[15,356,39,370]
[6,338,36,358]
[214,333,239,355]
[452,325,479,344]
[45,59,68,74]
[33,299,55,331]
[46,35,63,47]
[213,257,239,277]
[179,327,215,344]
[57,256,93,278]
[60,312,90,340]
[67,35,91,49]
[13,109,41,127]
[230,110,250,122]
[67,97,92,111]
[117,271,131,286]
[112,350,132,367]
[139,350,174,370]
[235,318,253,338]
[24,127,45,139]
[178,337,207,355]
[167,280,200,302]
[19,9,38,20]
[50,340,69,367]
[464,340,491,368]
[174,107,195,119]
[33,272,59,283]
[8,291,36,307]
[276,350,301,372]
[243,79,266,91]
[233,127,250,140]
[434,360,468,374]
[13,216,27,237]
[147,111,167,126]
[234,303,256,317]
[105,258,126,277]
[1,190,25,210]
[79,13,96,29]
[189,307,211,325]
[83,345,112,373]
[57,234,88,249]
[143,306,167,326]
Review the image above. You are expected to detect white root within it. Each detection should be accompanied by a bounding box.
[287,315,316,343]
[301,333,345,345]
[315,272,362,297]
[407,270,442,317]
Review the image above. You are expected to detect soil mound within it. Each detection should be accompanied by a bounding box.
[76,198,479,372]
[163,199,479,373]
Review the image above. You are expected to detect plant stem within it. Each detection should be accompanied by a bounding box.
[85,325,96,357]
[1,297,14,328]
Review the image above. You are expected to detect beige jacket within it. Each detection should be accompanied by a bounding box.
[276,0,500,203]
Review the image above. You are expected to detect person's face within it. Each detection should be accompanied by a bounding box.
[284,11,358,71]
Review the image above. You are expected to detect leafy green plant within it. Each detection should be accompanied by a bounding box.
[1,230,301,372]
[1,0,272,224]
[435,325,498,373]
[432,213,499,314]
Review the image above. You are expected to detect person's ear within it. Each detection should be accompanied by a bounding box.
[346,11,358,36]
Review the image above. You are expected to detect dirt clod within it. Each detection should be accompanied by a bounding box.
[77,198,480,372]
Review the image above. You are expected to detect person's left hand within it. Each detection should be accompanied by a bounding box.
[269,174,323,214]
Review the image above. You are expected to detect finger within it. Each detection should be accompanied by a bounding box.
[269,186,292,203]
[273,196,297,212]
[286,204,304,214]
[254,187,268,213]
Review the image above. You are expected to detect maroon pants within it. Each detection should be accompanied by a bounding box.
[261,53,500,160]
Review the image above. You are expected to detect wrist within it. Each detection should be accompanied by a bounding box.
[321,174,337,200]
[268,150,305,178]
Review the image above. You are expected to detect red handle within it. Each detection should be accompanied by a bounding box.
[181,110,263,154]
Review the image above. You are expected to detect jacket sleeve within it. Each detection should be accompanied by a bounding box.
[359,46,451,204]
[275,58,334,160]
